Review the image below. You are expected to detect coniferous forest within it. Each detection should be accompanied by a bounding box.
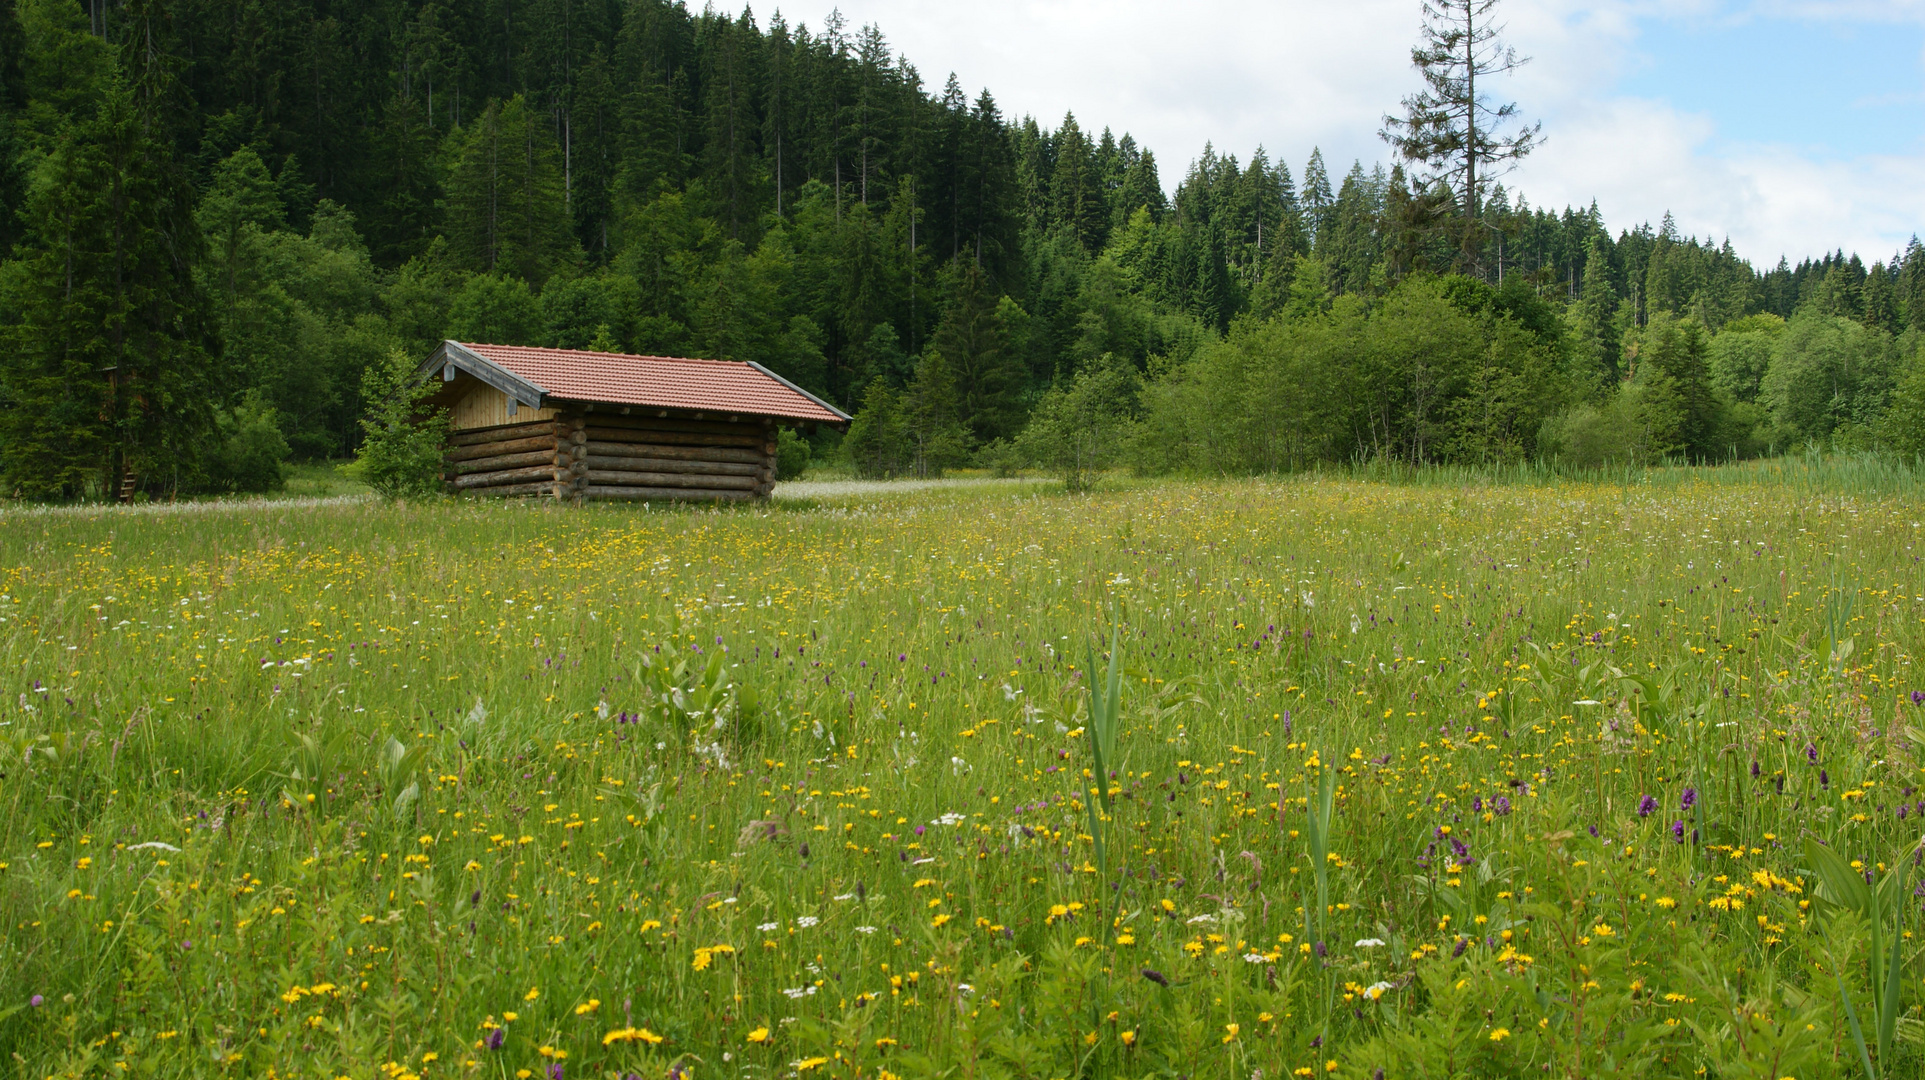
[1,0,1923,498]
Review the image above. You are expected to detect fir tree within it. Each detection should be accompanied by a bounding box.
[0,0,25,257]
[1570,232,1619,396]
[1899,237,1925,331]
[1301,148,1333,252]
[930,264,1021,441]
[1861,260,1899,334]
[1049,113,1108,253]
[443,95,577,284]
[2,55,221,496]
[1380,0,1539,273]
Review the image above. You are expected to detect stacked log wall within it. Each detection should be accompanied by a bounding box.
[577,411,776,502]
[442,418,584,499]
[444,411,777,503]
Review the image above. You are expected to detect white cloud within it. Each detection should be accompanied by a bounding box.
[1513,94,1925,261]
[783,0,1920,261]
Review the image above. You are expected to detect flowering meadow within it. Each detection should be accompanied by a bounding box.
[1,472,1923,1080]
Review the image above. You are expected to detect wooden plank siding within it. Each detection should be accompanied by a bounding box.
[443,407,777,503]
[450,381,557,429]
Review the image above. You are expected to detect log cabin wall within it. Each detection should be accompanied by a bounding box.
[442,418,580,499]
[442,408,776,503]
[577,409,776,502]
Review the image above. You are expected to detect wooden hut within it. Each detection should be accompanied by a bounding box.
[420,341,850,503]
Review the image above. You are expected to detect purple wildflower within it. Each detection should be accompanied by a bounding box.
[486,1027,505,1051]
[30,995,43,1007]
[1806,743,1818,763]
[1681,787,1697,810]
[1492,796,1512,816]
[1141,968,1169,986]
[1672,820,1686,843]
[1637,794,1658,817]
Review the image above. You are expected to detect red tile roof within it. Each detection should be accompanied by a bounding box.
[451,342,849,424]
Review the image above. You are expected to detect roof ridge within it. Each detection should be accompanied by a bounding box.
[462,342,747,367]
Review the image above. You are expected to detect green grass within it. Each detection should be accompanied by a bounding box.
[0,474,1921,1079]
[280,461,373,500]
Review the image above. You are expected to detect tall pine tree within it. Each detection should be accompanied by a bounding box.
[443,94,577,284]
[1,4,221,498]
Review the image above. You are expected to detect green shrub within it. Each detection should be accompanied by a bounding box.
[775,427,812,480]
[340,348,450,499]
[1015,353,1138,490]
[209,392,290,493]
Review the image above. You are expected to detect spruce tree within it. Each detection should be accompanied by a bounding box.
[197,147,284,307]
[1899,237,1924,331]
[363,92,444,267]
[1380,0,1539,275]
[1112,137,1165,227]
[1301,149,1333,252]
[963,89,1017,280]
[1,43,220,497]
[1862,261,1899,334]
[443,95,576,284]
[1571,232,1620,396]
[1635,317,1717,461]
[1049,113,1108,253]
[0,0,25,258]
[930,264,1020,441]
[700,10,769,242]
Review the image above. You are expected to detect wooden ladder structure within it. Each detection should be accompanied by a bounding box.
[117,467,138,503]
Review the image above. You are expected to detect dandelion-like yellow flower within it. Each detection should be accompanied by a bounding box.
[602,1027,663,1046]
[746,1027,770,1043]
[1490,1028,1511,1041]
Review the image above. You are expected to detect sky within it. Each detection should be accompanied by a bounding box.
[783,0,1925,268]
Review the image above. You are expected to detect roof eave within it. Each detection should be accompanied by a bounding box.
[428,341,549,409]
[745,361,853,425]
[546,396,846,427]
